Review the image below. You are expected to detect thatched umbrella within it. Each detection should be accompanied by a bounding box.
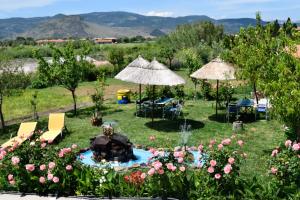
[115,57,185,122]
[115,55,150,111]
[190,58,235,116]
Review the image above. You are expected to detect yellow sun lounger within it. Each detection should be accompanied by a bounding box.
[40,113,65,142]
[1,122,37,149]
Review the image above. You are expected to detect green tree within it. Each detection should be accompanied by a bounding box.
[35,42,90,115]
[0,56,30,129]
[108,47,125,72]
[159,46,176,69]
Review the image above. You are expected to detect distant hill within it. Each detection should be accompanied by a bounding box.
[0,11,265,40]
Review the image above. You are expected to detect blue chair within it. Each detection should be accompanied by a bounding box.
[226,103,239,122]
[255,104,269,120]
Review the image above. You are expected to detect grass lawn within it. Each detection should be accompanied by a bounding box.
[0,69,286,181]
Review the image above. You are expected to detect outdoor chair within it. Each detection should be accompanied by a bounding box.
[255,98,269,120]
[166,103,183,120]
[226,103,239,122]
[1,122,37,149]
[40,113,66,142]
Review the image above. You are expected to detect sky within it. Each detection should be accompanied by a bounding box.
[0,0,299,21]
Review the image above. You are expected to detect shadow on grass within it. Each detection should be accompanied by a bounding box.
[145,119,205,132]
[66,106,124,119]
[208,113,256,124]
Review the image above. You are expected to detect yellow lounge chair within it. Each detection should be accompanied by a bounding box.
[40,113,65,142]
[1,122,37,149]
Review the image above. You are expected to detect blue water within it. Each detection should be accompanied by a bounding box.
[79,148,205,168]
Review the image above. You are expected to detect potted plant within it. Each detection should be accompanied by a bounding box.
[91,74,106,126]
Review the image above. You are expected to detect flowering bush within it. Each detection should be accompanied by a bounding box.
[268,140,300,187]
[0,134,80,195]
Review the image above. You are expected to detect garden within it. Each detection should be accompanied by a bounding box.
[0,15,299,199]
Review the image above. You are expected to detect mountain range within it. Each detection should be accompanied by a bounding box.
[0,11,265,40]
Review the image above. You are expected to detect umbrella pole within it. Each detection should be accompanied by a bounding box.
[216,80,219,118]
[139,84,142,114]
[152,85,155,124]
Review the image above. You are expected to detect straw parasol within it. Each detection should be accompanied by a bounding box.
[115,57,185,122]
[190,58,236,116]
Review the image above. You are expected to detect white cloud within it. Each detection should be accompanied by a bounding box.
[0,0,58,11]
[145,11,174,17]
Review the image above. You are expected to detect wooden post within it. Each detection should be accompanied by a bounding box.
[152,85,155,124]
[139,84,142,113]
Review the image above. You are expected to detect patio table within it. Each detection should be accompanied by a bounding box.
[142,98,174,119]
[236,98,254,114]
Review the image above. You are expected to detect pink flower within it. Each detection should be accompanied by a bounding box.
[210,160,217,167]
[25,164,35,172]
[271,167,278,175]
[292,143,299,151]
[198,144,204,151]
[166,163,174,170]
[58,151,64,158]
[217,144,223,150]
[228,157,235,164]
[207,167,214,173]
[71,144,78,149]
[48,162,56,170]
[285,140,292,148]
[271,149,278,157]
[141,173,147,179]
[237,140,244,147]
[149,135,156,141]
[214,173,221,180]
[40,164,46,171]
[158,168,164,174]
[11,156,20,165]
[152,161,162,170]
[53,176,59,183]
[153,151,159,157]
[48,139,53,144]
[9,180,15,185]
[178,157,184,163]
[179,166,186,172]
[79,154,85,159]
[47,173,54,180]
[149,148,156,154]
[66,165,73,171]
[41,143,47,148]
[171,166,177,171]
[147,168,155,176]
[174,151,184,158]
[39,177,46,184]
[224,164,232,174]
[210,139,216,145]
[0,154,4,160]
[8,174,14,181]
[1,150,7,156]
[221,138,231,145]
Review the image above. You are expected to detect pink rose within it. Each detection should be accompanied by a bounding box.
[174,151,184,158]
[59,151,64,158]
[285,140,292,148]
[147,168,155,176]
[210,160,217,167]
[214,173,221,179]
[149,148,156,154]
[221,138,231,145]
[40,164,46,171]
[79,154,84,159]
[47,173,54,180]
[11,156,20,165]
[41,143,47,148]
[228,157,235,164]
[237,140,244,147]
[8,174,14,181]
[39,177,46,184]
[9,180,15,185]
[66,165,73,171]
[292,143,299,151]
[48,140,53,144]
[25,164,35,172]
[271,149,278,157]
[0,154,4,160]
[271,167,278,175]
[158,168,164,174]
[141,173,147,179]
[217,144,223,150]
[179,166,186,172]
[153,151,159,157]
[224,164,232,174]
[53,176,59,183]
[207,167,214,173]
[198,144,204,151]
[152,161,162,170]
[171,166,177,171]
[178,157,184,163]
[48,162,56,170]
[71,144,78,149]
[166,163,174,170]
[1,150,7,156]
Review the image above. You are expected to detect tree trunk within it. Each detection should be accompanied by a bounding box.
[0,95,5,129]
[168,58,172,70]
[253,82,259,104]
[71,89,77,115]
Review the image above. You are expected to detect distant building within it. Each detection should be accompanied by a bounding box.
[36,39,70,45]
[94,38,117,44]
